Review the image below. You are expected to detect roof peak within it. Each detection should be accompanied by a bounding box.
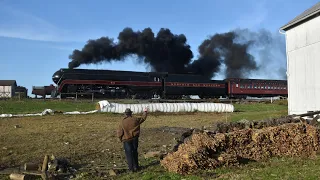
[0,80,17,86]
[280,2,320,31]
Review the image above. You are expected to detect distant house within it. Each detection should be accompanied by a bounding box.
[279,2,320,115]
[15,86,28,98]
[0,80,17,98]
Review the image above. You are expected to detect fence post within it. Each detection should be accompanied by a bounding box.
[92,93,94,102]
[76,92,78,101]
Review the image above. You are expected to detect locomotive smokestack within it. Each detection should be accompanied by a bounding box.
[68,27,286,79]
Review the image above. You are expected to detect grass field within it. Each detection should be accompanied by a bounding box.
[1,99,319,179]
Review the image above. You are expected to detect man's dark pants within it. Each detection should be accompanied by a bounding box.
[123,136,139,171]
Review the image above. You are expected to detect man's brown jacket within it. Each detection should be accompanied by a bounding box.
[117,112,147,142]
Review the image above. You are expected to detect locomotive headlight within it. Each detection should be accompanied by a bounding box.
[54,75,59,78]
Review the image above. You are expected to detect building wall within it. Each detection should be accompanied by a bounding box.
[11,85,16,97]
[0,85,13,98]
[285,15,320,115]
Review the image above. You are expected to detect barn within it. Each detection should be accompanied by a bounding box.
[0,80,17,99]
[279,2,320,115]
[15,86,28,99]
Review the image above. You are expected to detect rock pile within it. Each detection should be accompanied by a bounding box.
[161,123,320,174]
[207,116,303,133]
[170,116,310,152]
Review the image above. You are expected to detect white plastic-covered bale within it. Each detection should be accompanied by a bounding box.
[0,109,99,118]
[96,100,234,114]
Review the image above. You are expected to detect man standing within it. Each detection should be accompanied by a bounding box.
[117,107,148,172]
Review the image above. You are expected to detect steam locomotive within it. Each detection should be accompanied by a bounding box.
[51,68,288,99]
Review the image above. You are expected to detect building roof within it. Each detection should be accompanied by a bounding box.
[0,80,17,86]
[280,2,320,31]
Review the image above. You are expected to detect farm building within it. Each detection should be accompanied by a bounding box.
[15,86,28,99]
[279,2,320,115]
[0,80,17,99]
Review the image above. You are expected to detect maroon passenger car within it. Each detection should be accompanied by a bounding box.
[225,78,288,99]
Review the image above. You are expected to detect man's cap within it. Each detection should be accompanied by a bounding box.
[124,108,132,114]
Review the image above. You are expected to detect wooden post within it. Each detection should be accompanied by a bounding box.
[41,155,49,172]
[40,155,49,180]
[24,163,40,171]
[76,92,78,101]
[9,173,38,180]
[291,111,320,118]
[92,93,94,102]
[9,174,25,180]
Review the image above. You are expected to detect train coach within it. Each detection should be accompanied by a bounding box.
[225,78,288,99]
[50,68,288,99]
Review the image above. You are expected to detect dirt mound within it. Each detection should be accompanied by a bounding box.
[161,123,320,175]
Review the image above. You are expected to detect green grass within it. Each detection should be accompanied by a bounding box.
[231,102,288,121]
[0,99,96,114]
[4,99,316,180]
[208,156,320,180]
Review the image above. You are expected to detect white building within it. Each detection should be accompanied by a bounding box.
[0,80,17,98]
[279,2,320,115]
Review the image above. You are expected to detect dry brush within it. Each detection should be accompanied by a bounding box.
[161,118,320,174]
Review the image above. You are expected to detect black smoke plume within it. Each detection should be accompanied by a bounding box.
[68,27,286,79]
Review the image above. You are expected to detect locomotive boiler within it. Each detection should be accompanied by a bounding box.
[51,68,226,99]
